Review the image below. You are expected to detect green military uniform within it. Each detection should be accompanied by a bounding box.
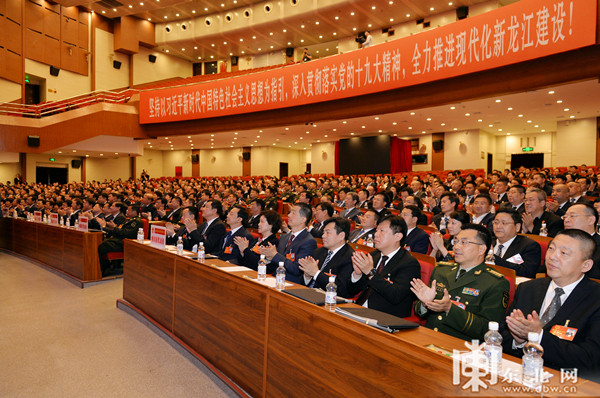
[281,192,296,203]
[415,261,509,342]
[98,216,144,275]
[265,197,279,211]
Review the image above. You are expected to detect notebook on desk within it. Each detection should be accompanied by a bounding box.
[335,307,420,332]
[283,288,347,305]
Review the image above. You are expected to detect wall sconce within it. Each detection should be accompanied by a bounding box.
[210,156,216,163]
[68,47,73,55]
[459,142,467,154]
[321,151,327,161]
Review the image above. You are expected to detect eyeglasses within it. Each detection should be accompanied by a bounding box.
[454,238,484,246]
[561,214,588,220]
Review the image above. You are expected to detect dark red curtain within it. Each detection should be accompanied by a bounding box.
[334,141,340,175]
[390,137,412,174]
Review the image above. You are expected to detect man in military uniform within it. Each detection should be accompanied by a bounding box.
[411,223,510,341]
[264,187,279,211]
[97,204,144,276]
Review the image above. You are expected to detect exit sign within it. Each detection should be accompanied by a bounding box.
[522,147,534,152]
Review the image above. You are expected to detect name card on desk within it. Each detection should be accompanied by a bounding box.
[150,225,167,249]
[50,213,59,225]
[78,216,89,232]
[33,211,42,222]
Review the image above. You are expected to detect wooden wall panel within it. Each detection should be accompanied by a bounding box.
[75,46,87,75]
[5,19,22,55]
[44,35,60,66]
[24,0,43,32]
[137,19,155,47]
[5,49,22,83]
[114,16,139,54]
[78,20,87,50]
[0,0,5,17]
[61,14,78,45]
[44,7,60,39]
[5,0,21,23]
[60,41,77,71]
[61,5,77,20]
[24,29,44,62]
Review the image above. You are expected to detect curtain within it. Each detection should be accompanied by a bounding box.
[334,141,340,175]
[390,137,412,173]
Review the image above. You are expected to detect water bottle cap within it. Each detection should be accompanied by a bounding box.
[260,254,265,259]
[139,228,143,231]
[279,261,284,266]
[329,275,335,282]
[488,321,499,331]
[528,332,540,342]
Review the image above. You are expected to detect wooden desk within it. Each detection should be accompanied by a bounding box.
[120,240,600,397]
[0,218,103,286]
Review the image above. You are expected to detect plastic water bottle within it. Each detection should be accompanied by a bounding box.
[365,234,374,247]
[59,217,64,227]
[325,275,337,311]
[257,255,267,281]
[137,228,144,243]
[176,236,183,255]
[275,262,286,291]
[485,248,495,264]
[440,217,447,232]
[197,242,205,262]
[484,321,503,374]
[191,244,198,254]
[522,332,544,389]
[539,221,548,237]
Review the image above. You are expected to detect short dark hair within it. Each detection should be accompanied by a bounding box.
[208,199,223,217]
[449,210,470,225]
[403,205,422,220]
[261,210,282,234]
[374,192,390,205]
[185,206,199,219]
[316,202,335,217]
[495,208,522,229]
[440,192,459,208]
[252,198,265,210]
[115,202,128,214]
[474,194,492,206]
[295,202,313,226]
[364,208,381,224]
[323,217,351,241]
[554,229,596,260]
[461,223,492,252]
[231,205,249,226]
[129,205,141,216]
[346,192,359,205]
[509,184,526,195]
[379,215,407,246]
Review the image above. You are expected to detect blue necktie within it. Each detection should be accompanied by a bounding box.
[309,251,333,288]
[223,230,232,249]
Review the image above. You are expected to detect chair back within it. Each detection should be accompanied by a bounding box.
[488,263,516,311]
[522,234,552,266]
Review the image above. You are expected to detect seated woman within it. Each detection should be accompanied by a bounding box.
[234,210,281,273]
[428,210,470,262]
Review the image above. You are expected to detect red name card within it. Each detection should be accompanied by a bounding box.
[50,213,59,225]
[78,216,89,232]
[150,225,167,249]
[34,211,42,222]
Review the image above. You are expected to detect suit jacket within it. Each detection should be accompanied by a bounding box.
[113,213,127,226]
[306,244,355,299]
[69,209,81,226]
[166,226,203,251]
[404,227,430,255]
[88,215,103,231]
[141,203,158,220]
[218,226,255,265]
[341,207,361,223]
[348,249,420,318]
[416,262,510,341]
[241,234,280,272]
[197,218,228,255]
[310,221,326,239]
[588,233,600,279]
[529,211,564,238]
[493,235,541,278]
[553,201,571,217]
[349,228,376,244]
[163,207,183,223]
[271,229,317,284]
[247,214,260,229]
[500,277,600,381]
[374,208,392,218]
[473,212,494,235]
[495,192,509,204]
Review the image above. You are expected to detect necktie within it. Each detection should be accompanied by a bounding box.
[570,198,576,203]
[352,230,365,243]
[223,230,232,249]
[495,244,504,257]
[456,268,466,281]
[513,206,518,210]
[540,287,565,326]
[201,222,209,235]
[356,255,389,305]
[285,234,295,252]
[308,251,334,288]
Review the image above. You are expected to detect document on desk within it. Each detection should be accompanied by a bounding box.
[245,276,293,288]
[219,266,253,272]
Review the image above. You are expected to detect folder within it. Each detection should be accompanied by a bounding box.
[283,288,347,305]
[335,307,419,333]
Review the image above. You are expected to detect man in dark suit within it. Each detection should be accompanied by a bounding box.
[492,209,541,278]
[247,198,264,229]
[348,215,420,318]
[568,181,593,205]
[500,229,600,382]
[218,205,255,265]
[370,192,392,218]
[340,192,362,223]
[69,199,83,226]
[161,196,183,223]
[97,202,128,235]
[502,184,526,214]
[562,203,600,279]
[348,209,380,244]
[400,205,430,254]
[491,177,510,205]
[259,203,317,284]
[357,189,370,209]
[471,194,495,234]
[299,217,355,298]
[198,199,228,255]
[165,206,202,250]
[533,172,554,197]
[521,188,564,237]
[140,193,158,221]
[547,183,571,217]
[411,224,510,341]
[431,192,459,234]
[310,202,334,239]
[97,204,143,276]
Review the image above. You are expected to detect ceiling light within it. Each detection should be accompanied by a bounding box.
[175,13,179,16]
[335,16,339,20]
[477,119,482,122]
[430,7,434,11]
[342,121,347,124]
[315,21,319,25]
[258,48,261,51]
[441,123,445,126]
[300,39,304,43]
[563,108,570,111]
[287,42,291,45]
[241,51,245,54]
[128,5,132,8]
[164,16,167,19]
[181,48,185,51]
[324,134,329,137]
[352,27,357,31]
[426,117,431,121]
[301,25,305,28]
[557,100,563,103]
[319,35,323,39]
[192,10,195,13]
[489,124,493,127]
[350,132,354,135]
[408,127,412,130]
[350,12,355,15]
[406,13,410,17]
[194,46,198,49]
[113,8,117,11]
[518,114,523,117]
[147,18,151,21]
[498,128,503,132]
[534,125,539,128]
[465,113,470,116]
[507,107,513,110]
[283,29,287,32]
[270,32,273,35]
[548,90,555,94]
[450,106,455,110]
[102,10,105,13]
[270,45,274,49]
[410,112,415,115]
[165,50,169,53]
[453,128,458,131]
[495,99,501,103]
[570,115,575,119]
[224,41,227,45]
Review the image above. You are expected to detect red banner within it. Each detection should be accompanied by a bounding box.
[140,0,595,124]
